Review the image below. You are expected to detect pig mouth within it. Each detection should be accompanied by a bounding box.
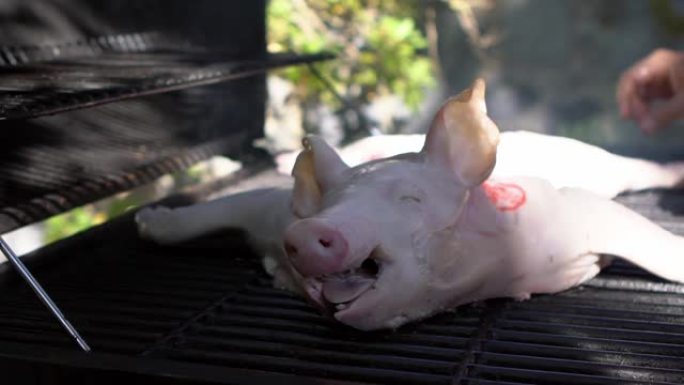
[304,249,382,314]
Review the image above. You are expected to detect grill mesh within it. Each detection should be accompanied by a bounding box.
[0,130,245,234]
[0,31,331,233]
[0,188,683,384]
[0,31,331,121]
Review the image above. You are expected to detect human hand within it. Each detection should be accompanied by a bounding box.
[616,48,684,133]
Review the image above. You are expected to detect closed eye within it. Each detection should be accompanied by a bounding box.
[400,195,422,203]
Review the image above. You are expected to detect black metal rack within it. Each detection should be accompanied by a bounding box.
[0,48,331,234]
[0,0,333,366]
[0,41,332,121]
[1,181,683,385]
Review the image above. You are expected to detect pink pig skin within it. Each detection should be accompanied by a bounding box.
[136,79,684,330]
[276,132,684,200]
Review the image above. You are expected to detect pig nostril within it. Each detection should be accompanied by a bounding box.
[319,238,332,248]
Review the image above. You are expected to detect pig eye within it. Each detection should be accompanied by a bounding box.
[399,195,422,203]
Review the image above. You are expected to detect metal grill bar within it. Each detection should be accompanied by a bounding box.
[0,136,245,234]
[465,364,680,385]
[0,49,332,121]
[0,237,90,351]
[476,351,684,381]
[484,340,684,370]
[0,32,185,67]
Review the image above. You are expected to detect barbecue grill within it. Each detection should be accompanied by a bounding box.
[1,2,684,384]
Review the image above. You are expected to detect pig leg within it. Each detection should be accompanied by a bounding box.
[611,156,684,193]
[495,131,684,198]
[136,187,300,292]
[136,188,293,246]
[561,188,684,283]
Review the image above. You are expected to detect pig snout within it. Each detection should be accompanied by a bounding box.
[283,219,349,277]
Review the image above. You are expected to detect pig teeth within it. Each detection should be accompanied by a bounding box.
[321,266,367,281]
[336,304,348,311]
[332,269,355,278]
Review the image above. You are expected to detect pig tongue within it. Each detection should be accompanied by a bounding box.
[322,275,375,304]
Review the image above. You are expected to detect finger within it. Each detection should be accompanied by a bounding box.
[670,60,684,93]
[618,51,669,118]
[634,66,670,100]
[642,92,684,133]
[634,65,652,82]
[628,92,648,121]
[618,93,630,119]
[617,73,637,118]
[643,80,675,99]
[621,64,656,118]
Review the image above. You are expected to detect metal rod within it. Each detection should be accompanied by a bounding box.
[306,63,374,137]
[0,236,91,352]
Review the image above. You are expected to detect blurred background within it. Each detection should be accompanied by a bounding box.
[5,0,684,255]
[264,0,684,157]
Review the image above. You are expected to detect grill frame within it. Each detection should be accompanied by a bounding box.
[0,47,333,121]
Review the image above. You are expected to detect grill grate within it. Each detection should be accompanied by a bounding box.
[0,31,331,121]
[0,125,249,234]
[0,31,331,233]
[0,188,683,384]
[0,32,187,67]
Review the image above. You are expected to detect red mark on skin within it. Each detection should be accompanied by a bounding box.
[481,181,526,212]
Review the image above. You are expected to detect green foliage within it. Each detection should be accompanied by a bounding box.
[366,16,434,108]
[44,207,106,244]
[104,195,142,219]
[268,0,435,114]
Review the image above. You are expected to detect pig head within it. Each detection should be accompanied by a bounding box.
[283,79,501,330]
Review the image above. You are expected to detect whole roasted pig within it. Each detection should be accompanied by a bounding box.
[137,79,684,330]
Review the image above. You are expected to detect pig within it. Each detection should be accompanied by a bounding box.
[136,78,684,331]
[275,131,684,199]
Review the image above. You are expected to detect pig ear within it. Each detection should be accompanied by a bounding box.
[290,135,349,217]
[421,78,500,186]
[291,148,321,218]
[304,136,349,190]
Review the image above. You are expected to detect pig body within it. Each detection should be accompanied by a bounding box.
[137,79,684,330]
[276,130,684,199]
